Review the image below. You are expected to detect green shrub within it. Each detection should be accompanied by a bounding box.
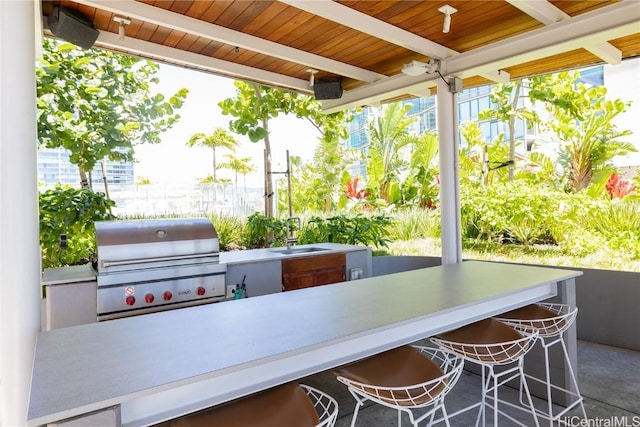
[39,185,115,269]
[461,182,565,245]
[388,208,440,241]
[243,212,287,248]
[207,213,245,251]
[299,214,393,248]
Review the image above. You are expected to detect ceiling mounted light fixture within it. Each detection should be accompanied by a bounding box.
[401,59,440,76]
[307,69,318,87]
[113,16,131,40]
[438,5,457,33]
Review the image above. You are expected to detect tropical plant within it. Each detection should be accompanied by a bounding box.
[478,81,539,180]
[243,212,287,248]
[218,154,255,190]
[605,173,636,199]
[219,82,352,217]
[460,181,565,245]
[37,39,187,188]
[292,136,358,213]
[459,121,510,186]
[207,213,245,251]
[39,185,115,268]
[387,208,441,241]
[528,71,635,192]
[186,128,238,182]
[365,102,417,202]
[299,214,393,248]
[403,131,440,208]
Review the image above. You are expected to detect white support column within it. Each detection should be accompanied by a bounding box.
[0,1,41,425]
[436,78,462,265]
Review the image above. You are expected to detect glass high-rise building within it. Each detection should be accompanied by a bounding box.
[37,147,134,191]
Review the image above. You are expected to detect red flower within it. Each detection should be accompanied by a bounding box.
[606,173,636,199]
[345,177,369,200]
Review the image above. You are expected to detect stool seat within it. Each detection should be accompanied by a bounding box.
[433,318,531,364]
[496,303,575,337]
[171,382,321,427]
[494,303,587,425]
[334,345,464,427]
[431,318,540,427]
[335,345,446,406]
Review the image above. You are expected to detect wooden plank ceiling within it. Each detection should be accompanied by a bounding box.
[41,0,640,112]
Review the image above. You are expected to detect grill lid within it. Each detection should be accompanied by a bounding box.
[95,218,219,273]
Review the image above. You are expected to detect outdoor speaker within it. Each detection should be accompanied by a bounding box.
[48,6,99,50]
[314,78,343,100]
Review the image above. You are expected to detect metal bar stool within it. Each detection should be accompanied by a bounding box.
[494,303,587,425]
[334,345,464,427]
[170,382,338,427]
[431,318,540,427]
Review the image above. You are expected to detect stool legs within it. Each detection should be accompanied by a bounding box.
[519,335,587,426]
[496,303,588,424]
[472,360,540,427]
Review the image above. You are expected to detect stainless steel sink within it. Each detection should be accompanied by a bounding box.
[271,247,329,255]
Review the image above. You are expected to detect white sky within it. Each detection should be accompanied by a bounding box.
[134,63,320,187]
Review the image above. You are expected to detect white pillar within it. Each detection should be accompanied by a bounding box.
[0,1,41,425]
[436,78,462,265]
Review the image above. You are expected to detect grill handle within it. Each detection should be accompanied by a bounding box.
[100,252,219,269]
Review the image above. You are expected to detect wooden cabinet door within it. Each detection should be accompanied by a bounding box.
[282,253,346,291]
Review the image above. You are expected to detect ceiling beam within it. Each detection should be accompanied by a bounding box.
[445,1,639,77]
[279,0,456,60]
[323,1,639,113]
[280,0,509,85]
[507,0,622,64]
[94,32,313,94]
[321,74,438,114]
[72,0,385,83]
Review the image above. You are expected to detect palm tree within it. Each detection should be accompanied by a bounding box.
[366,102,417,202]
[219,154,255,191]
[238,160,257,193]
[530,72,634,193]
[186,128,238,182]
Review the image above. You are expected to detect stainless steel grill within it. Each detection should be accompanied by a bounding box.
[95,218,226,320]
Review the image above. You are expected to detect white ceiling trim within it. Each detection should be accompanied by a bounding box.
[94,32,313,94]
[72,0,386,83]
[445,1,639,77]
[279,0,457,60]
[323,1,639,113]
[280,0,509,84]
[507,0,622,64]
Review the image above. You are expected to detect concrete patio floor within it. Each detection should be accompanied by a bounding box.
[301,340,640,426]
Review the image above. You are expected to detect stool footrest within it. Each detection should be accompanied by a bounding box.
[522,373,585,421]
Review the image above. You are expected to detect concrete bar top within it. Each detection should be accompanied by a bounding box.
[27,261,581,426]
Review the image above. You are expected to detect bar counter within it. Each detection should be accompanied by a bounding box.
[27,261,581,426]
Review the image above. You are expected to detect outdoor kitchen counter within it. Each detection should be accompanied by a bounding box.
[27,261,582,427]
[218,242,369,264]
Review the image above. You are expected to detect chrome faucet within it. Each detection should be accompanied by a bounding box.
[285,217,301,249]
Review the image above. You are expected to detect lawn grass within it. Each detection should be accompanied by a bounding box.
[385,238,640,273]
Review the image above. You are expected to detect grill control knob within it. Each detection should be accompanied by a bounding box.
[125,295,136,306]
[144,293,155,304]
[196,286,206,296]
[162,291,172,301]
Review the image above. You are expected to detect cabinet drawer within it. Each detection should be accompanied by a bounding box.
[282,253,346,291]
[283,267,345,291]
